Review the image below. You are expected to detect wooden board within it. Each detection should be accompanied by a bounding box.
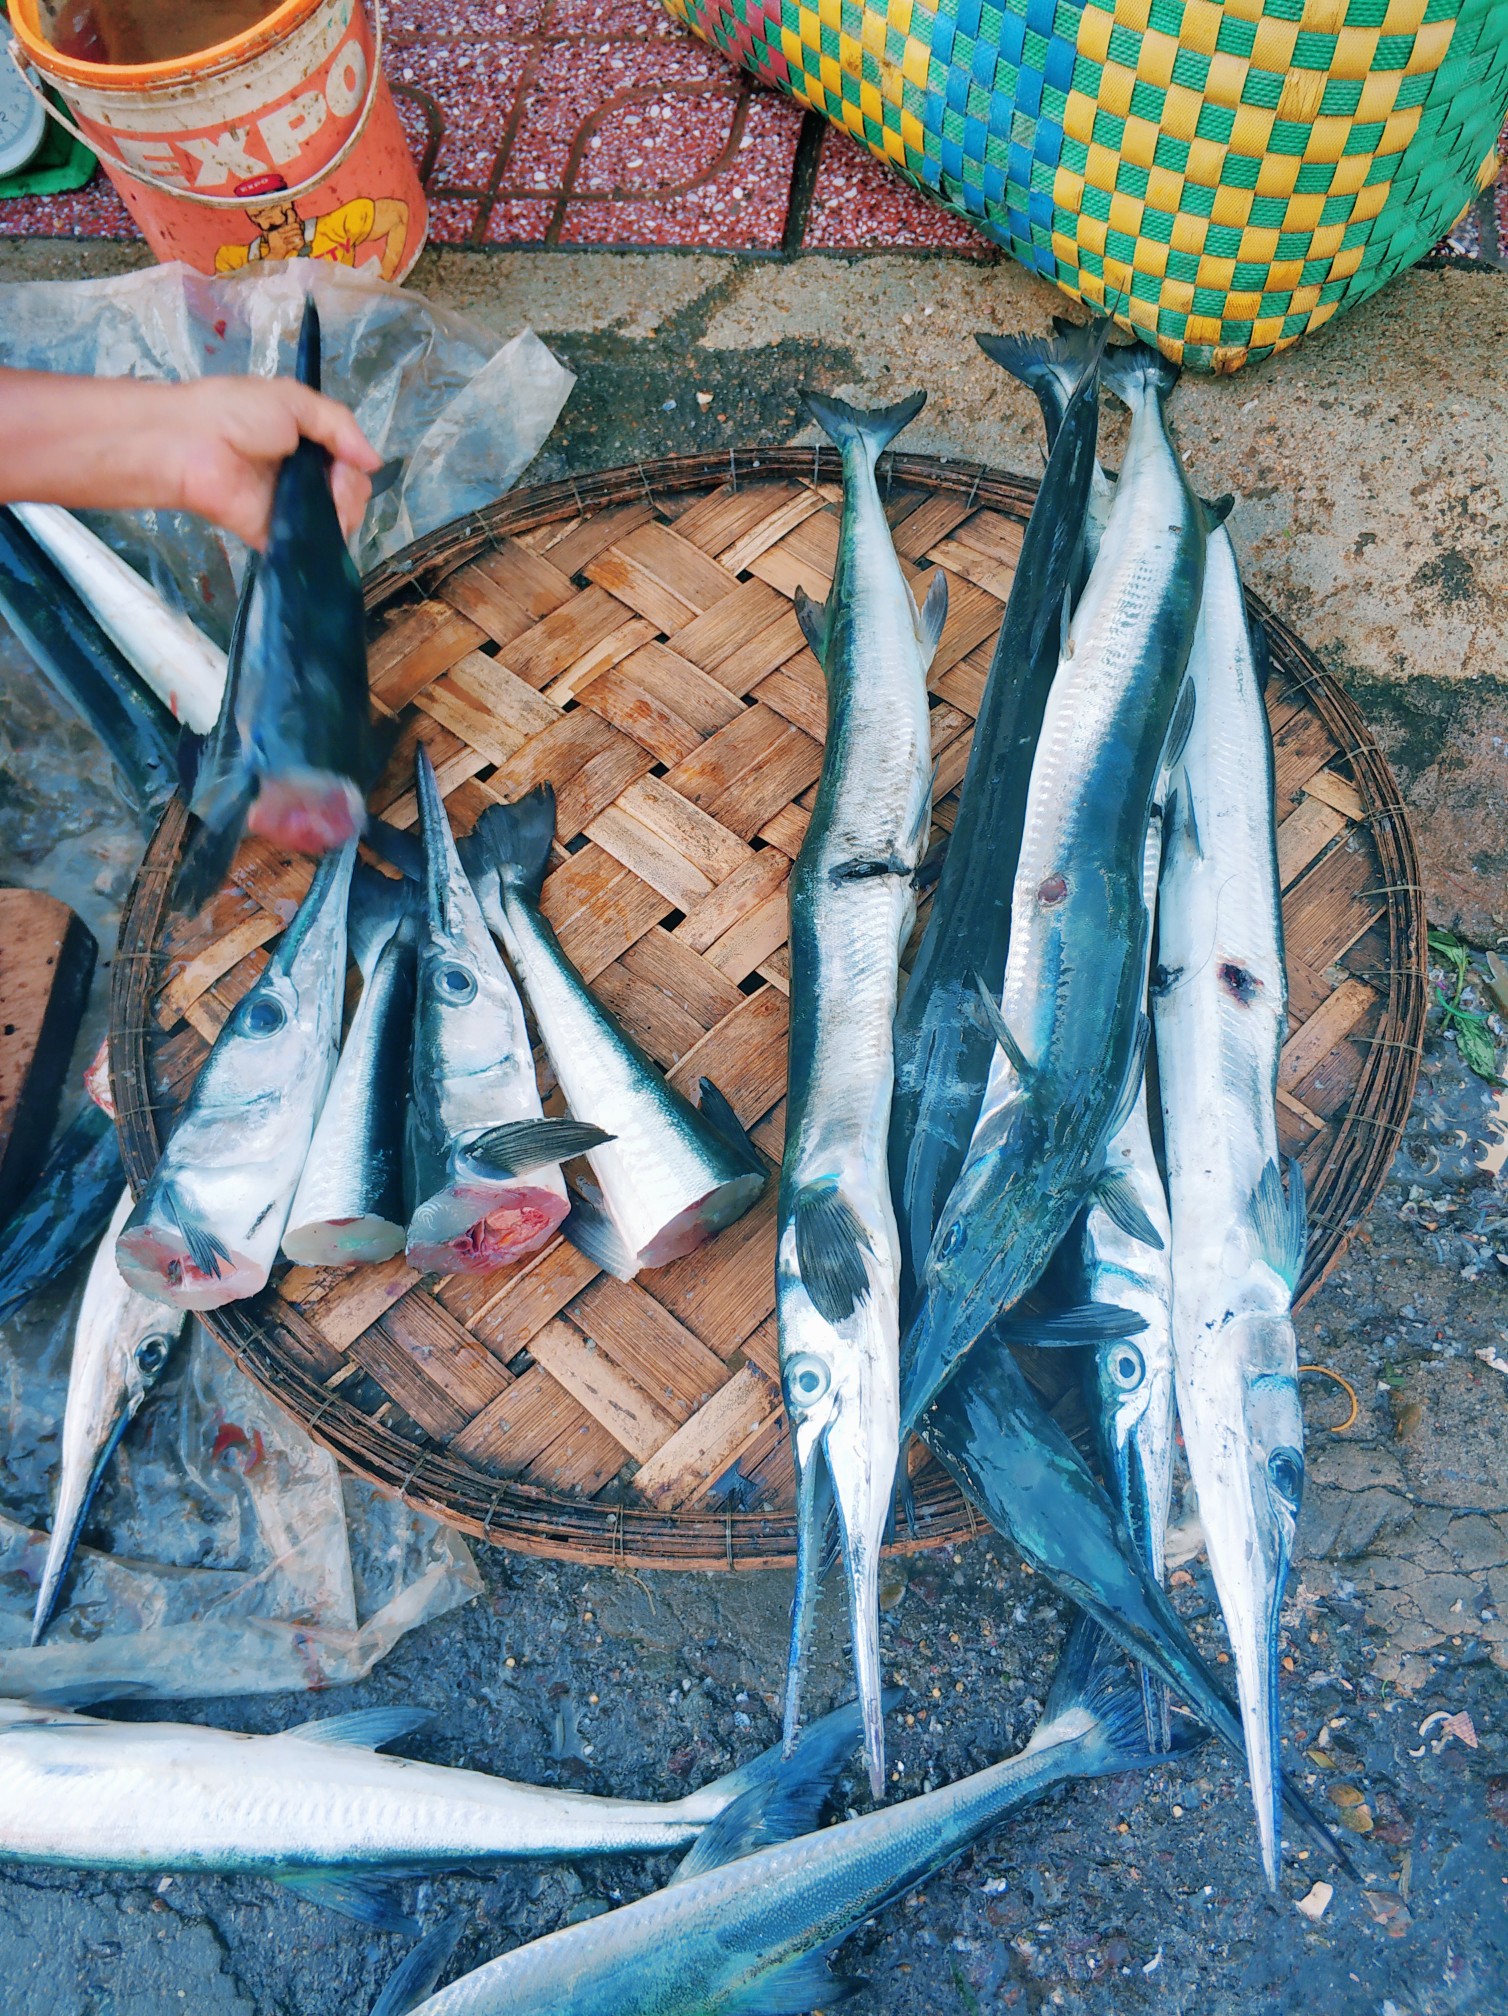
[0,890,96,1224]
[109,448,1427,1570]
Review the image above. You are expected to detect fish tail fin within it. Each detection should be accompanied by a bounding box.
[1032,1616,1201,1777]
[975,323,1103,443]
[673,1686,895,1886]
[800,388,926,465]
[369,1918,465,2016]
[1099,341,1179,410]
[471,788,558,902]
[296,296,322,394]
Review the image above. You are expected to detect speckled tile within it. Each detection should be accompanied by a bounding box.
[389,36,533,190]
[802,132,996,258]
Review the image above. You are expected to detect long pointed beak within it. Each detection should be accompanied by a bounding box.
[30,1396,133,1647]
[414,744,463,946]
[1226,1579,1286,1889]
[781,1455,830,1757]
[823,1406,898,1802]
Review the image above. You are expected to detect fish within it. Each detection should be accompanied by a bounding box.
[463,788,767,1278]
[405,751,608,1276]
[890,322,1103,1311]
[283,864,417,1266]
[0,1692,867,1935]
[368,1622,1180,2016]
[0,1101,123,1327]
[180,298,382,880]
[1152,514,1305,1889]
[919,1321,1348,1879]
[8,502,226,735]
[116,842,356,1310]
[0,505,179,832]
[900,343,1213,1437]
[778,388,945,1801]
[29,1189,186,1645]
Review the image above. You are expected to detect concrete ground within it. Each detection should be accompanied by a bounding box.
[0,236,1506,2016]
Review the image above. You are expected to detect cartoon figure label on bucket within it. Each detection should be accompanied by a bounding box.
[10,0,427,282]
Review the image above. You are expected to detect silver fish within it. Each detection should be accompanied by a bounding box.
[464,788,766,1278]
[8,502,226,736]
[0,1694,864,1934]
[1153,517,1305,1889]
[901,346,1209,1435]
[371,1624,1179,2016]
[405,749,607,1275]
[283,865,416,1266]
[116,842,356,1310]
[778,389,945,1800]
[30,1189,186,1645]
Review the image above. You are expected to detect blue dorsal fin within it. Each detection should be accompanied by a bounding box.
[370,1920,466,2016]
[284,1707,431,1750]
[727,1952,865,2015]
[972,973,1031,1082]
[793,586,829,667]
[279,1870,418,1934]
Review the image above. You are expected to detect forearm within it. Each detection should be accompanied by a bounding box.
[0,370,188,516]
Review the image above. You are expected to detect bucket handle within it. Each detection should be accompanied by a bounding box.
[5,0,388,212]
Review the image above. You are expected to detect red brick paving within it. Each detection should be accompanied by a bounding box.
[0,0,1502,267]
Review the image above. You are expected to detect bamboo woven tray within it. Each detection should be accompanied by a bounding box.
[110,448,1427,1570]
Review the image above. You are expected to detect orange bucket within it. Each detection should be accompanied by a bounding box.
[6,0,426,282]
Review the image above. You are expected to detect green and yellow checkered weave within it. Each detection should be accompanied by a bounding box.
[664,0,1508,369]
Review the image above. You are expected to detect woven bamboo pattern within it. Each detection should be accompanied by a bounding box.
[663,0,1508,370]
[110,449,1425,1568]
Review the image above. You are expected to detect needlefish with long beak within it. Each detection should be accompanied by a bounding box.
[404,749,609,1275]
[116,843,356,1310]
[29,1190,186,1644]
[0,1694,867,1934]
[283,864,416,1266]
[1153,513,1306,1890]
[919,1322,1350,1880]
[368,1623,1185,2016]
[901,344,1215,1437]
[462,788,767,1277]
[778,387,946,1800]
[889,321,1103,1311]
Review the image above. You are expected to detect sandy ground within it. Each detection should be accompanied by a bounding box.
[0,236,1505,2016]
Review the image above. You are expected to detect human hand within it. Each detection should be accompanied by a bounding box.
[158,376,382,548]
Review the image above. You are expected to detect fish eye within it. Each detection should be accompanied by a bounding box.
[939,1220,967,1261]
[1109,1342,1145,1389]
[434,962,477,1004]
[135,1336,173,1377]
[238,994,286,1038]
[786,1353,831,1409]
[1267,1445,1304,1509]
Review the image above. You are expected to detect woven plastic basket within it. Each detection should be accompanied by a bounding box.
[665,0,1508,369]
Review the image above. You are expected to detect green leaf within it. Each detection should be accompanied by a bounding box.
[1440,1002,1505,1086]
[1428,927,1469,999]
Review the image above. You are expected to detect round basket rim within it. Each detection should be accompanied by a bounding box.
[108,443,1428,1570]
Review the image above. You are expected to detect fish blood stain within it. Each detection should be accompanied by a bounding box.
[1036,874,1068,906]
[1218,962,1260,1005]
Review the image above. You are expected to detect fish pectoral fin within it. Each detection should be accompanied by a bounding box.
[697,1078,764,1172]
[1202,491,1236,530]
[971,973,1032,1083]
[670,1732,857,1887]
[914,568,949,667]
[793,585,830,667]
[278,1870,419,1935]
[159,1182,231,1280]
[1090,1169,1165,1251]
[1163,676,1197,774]
[995,1301,1148,1348]
[1105,1015,1151,1140]
[464,1117,613,1177]
[790,1179,873,1324]
[1250,1156,1307,1292]
[560,1188,639,1280]
[913,833,947,892]
[1168,770,1205,863]
[369,1917,466,2016]
[284,1707,432,1751]
[725,1952,864,2016]
[175,775,256,918]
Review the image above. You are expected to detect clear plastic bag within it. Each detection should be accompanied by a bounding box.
[0,1277,481,1701]
[0,256,576,637]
